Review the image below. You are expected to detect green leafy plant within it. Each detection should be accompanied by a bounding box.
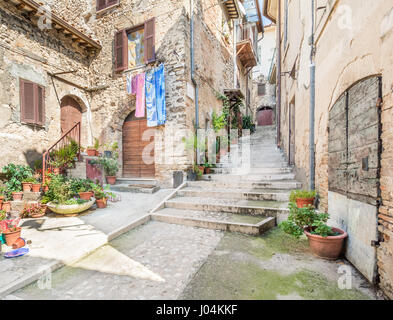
[289,190,317,203]
[50,139,79,168]
[44,175,73,204]
[193,164,203,177]
[22,176,37,183]
[242,115,256,133]
[280,202,335,238]
[103,142,119,159]
[212,110,227,133]
[2,164,33,192]
[69,178,97,195]
[0,210,6,221]
[91,157,119,176]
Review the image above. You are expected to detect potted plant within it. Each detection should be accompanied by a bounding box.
[2,164,33,200]
[280,202,348,260]
[32,179,42,193]
[22,176,36,192]
[94,188,107,208]
[193,164,204,179]
[1,218,22,246]
[0,186,5,209]
[203,162,215,174]
[86,138,100,157]
[21,204,46,219]
[1,190,12,213]
[103,142,119,159]
[289,190,317,208]
[91,157,119,185]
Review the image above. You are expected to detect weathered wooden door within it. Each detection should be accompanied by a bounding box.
[61,96,82,135]
[328,76,381,283]
[257,108,273,126]
[122,111,155,178]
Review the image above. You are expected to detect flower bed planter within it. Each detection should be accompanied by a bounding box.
[46,199,95,215]
[12,192,23,201]
[304,227,348,260]
[32,183,41,193]
[106,176,116,185]
[4,227,22,246]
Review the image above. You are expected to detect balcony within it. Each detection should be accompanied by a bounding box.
[236,23,258,68]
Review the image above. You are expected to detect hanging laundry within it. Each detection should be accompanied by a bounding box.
[131,74,137,95]
[135,73,146,118]
[155,64,166,125]
[126,73,132,94]
[145,69,158,127]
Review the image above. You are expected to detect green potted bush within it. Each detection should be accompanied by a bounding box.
[31,179,42,193]
[91,157,119,185]
[86,138,101,157]
[289,190,317,208]
[22,176,36,192]
[2,164,33,201]
[202,162,215,174]
[280,202,348,260]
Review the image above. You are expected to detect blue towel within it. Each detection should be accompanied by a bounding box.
[145,69,158,127]
[155,64,166,125]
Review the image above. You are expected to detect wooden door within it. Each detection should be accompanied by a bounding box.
[61,96,82,135]
[257,108,273,126]
[122,112,155,178]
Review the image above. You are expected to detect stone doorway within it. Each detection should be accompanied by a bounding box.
[257,107,273,126]
[328,76,382,283]
[60,96,82,135]
[122,111,155,178]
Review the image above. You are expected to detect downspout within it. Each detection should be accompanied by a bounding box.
[276,0,282,147]
[309,0,316,190]
[190,0,199,129]
[233,19,238,88]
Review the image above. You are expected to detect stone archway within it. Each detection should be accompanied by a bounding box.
[257,107,273,126]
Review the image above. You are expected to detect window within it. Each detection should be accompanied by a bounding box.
[258,83,266,96]
[114,18,156,72]
[20,79,45,126]
[96,0,119,12]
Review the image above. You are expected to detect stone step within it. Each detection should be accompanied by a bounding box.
[201,172,296,181]
[115,178,157,186]
[152,208,276,235]
[110,183,160,194]
[178,187,290,201]
[164,196,289,217]
[216,161,289,168]
[187,180,302,190]
[210,167,293,174]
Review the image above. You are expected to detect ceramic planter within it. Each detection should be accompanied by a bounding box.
[32,183,41,193]
[47,199,95,215]
[296,197,315,208]
[22,182,32,192]
[2,201,11,213]
[12,192,23,201]
[106,176,116,185]
[96,198,107,208]
[79,191,93,201]
[304,227,348,260]
[4,227,22,246]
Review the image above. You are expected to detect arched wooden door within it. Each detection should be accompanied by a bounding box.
[122,111,155,178]
[61,96,82,135]
[257,108,273,126]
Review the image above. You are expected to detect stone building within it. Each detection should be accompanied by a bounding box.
[0,0,262,186]
[264,0,393,298]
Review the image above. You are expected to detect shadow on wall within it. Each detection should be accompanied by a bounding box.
[23,149,43,170]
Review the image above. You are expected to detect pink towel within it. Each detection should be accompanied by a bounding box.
[135,73,145,118]
[131,75,137,95]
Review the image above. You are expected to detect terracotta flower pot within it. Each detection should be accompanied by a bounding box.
[106,176,116,185]
[79,191,93,201]
[86,148,97,156]
[12,192,23,201]
[204,168,211,174]
[304,227,348,260]
[53,168,60,175]
[2,201,11,213]
[12,237,26,249]
[43,185,49,193]
[32,183,42,193]
[22,182,32,192]
[0,197,3,209]
[198,166,204,175]
[4,227,22,246]
[296,197,315,208]
[96,198,107,208]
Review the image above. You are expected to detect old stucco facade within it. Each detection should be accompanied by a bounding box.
[0,0,256,186]
[265,0,393,298]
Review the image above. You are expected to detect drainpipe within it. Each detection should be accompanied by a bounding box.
[276,0,282,148]
[309,0,315,190]
[233,19,238,88]
[190,0,199,129]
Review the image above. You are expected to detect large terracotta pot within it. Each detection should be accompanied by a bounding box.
[296,197,315,208]
[106,176,116,185]
[4,227,22,246]
[12,192,23,201]
[2,201,11,213]
[32,184,41,193]
[304,227,348,260]
[86,148,97,156]
[22,182,32,192]
[96,198,107,208]
[79,191,93,201]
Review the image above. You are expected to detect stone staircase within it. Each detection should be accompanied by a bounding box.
[151,125,302,235]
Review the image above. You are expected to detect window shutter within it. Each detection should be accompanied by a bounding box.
[37,85,45,126]
[114,29,127,72]
[107,0,118,6]
[144,18,156,64]
[20,79,36,124]
[97,0,107,11]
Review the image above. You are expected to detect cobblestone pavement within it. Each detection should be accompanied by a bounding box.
[7,222,223,300]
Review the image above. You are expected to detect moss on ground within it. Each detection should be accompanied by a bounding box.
[181,228,372,300]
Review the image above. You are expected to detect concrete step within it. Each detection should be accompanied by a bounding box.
[115,178,157,186]
[210,167,293,174]
[165,196,289,217]
[216,161,289,168]
[110,183,160,194]
[178,187,290,201]
[187,180,302,190]
[152,208,275,235]
[201,172,296,181]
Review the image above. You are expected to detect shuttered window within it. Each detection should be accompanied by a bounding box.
[114,18,156,72]
[20,79,45,126]
[96,0,119,12]
[258,83,266,96]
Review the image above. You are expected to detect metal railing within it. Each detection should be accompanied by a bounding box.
[42,122,81,184]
